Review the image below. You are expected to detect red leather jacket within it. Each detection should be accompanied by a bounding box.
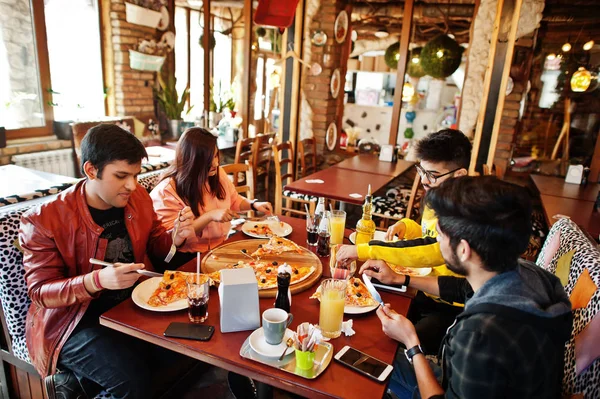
[19,180,172,378]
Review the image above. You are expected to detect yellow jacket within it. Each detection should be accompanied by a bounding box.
[356,206,464,306]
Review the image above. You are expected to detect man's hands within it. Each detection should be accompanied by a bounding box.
[97,262,144,290]
[385,221,406,241]
[335,245,358,262]
[376,304,420,348]
[359,259,405,286]
[174,206,195,247]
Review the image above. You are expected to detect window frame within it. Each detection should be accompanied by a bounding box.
[5,0,55,140]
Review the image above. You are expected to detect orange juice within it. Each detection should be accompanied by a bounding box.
[330,210,346,245]
[319,279,347,338]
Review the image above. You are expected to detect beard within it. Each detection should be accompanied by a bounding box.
[445,249,468,276]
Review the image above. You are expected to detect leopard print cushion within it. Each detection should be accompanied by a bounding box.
[282,189,318,202]
[0,182,76,209]
[137,170,164,193]
[536,218,600,398]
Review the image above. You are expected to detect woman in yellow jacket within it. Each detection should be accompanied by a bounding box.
[337,129,472,354]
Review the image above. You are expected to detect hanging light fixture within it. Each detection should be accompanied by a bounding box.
[402,82,415,102]
[583,40,594,51]
[546,53,556,60]
[571,67,592,92]
[374,28,389,38]
[561,42,571,52]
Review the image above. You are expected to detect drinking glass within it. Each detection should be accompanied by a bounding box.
[329,210,346,245]
[187,275,209,323]
[319,279,347,338]
[329,245,356,279]
[306,215,318,246]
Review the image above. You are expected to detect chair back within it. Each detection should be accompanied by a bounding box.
[536,218,600,398]
[358,141,381,154]
[272,142,295,215]
[252,133,277,197]
[234,137,255,165]
[298,137,317,178]
[222,163,255,217]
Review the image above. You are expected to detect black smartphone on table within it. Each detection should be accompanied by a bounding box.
[334,346,394,382]
[164,322,215,341]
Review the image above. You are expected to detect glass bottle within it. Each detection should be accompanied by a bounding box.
[317,211,331,257]
[355,185,376,245]
[274,267,291,313]
[314,197,325,227]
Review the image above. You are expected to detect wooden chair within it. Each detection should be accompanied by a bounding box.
[252,133,277,199]
[222,162,255,218]
[233,137,255,187]
[298,137,318,178]
[272,141,316,217]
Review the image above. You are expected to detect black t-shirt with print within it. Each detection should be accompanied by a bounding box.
[78,206,136,329]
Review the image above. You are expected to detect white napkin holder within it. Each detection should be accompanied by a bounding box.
[379,144,394,162]
[218,268,260,333]
[565,165,583,185]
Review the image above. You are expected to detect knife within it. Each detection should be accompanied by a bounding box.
[362,273,384,307]
[89,258,163,278]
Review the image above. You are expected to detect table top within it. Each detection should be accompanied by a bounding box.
[539,194,599,239]
[335,155,414,178]
[0,165,77,199]
[165,136,236,151]
[100,217,412,399]
[284,168,393,205]
[530,174,600,202]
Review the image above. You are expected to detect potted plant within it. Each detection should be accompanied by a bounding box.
[125,0,163,29]
[155,72,192,139]
[209,81,235,126]
[130,38,172,72]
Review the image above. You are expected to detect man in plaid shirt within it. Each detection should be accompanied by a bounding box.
[362,177,572,399]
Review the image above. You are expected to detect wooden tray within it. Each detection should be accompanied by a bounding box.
[201,239,323,298]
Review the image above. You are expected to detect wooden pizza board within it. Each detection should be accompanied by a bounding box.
[201,239,323,298]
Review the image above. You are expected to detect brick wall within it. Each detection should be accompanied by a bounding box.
[300,0,349,161]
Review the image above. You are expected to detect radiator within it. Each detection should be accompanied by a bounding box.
[12,149,76,177]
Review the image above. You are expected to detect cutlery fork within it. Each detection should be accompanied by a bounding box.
[164,210,182,263]
[89,258,162,277]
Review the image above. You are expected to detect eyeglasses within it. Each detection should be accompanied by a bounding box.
[415,164,461,184]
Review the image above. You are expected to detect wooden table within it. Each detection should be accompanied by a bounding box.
[100,217,412,399]
[335,155,414,178]
[539,195,599,239]
[284,168,393,205]
[530,174,600,202]
[0,165,77,199]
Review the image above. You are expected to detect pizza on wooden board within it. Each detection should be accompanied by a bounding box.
[310,277,378,307]
[251,236,303,257]
[211,260,315,290]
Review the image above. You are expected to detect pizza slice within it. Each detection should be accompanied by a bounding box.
[309,277,378,307]
[205,261,253,285]
[247,223,275,237]
[251,236,303,257]
[147,270,192,307]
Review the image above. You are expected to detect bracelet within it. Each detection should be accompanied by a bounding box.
[89,272,99,292]
[93,270,104,290]
[250,200,258,211]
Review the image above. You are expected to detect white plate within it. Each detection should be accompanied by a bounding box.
[248,327,295,358]
[241,221,292,238]
[391,266,432,277]
[349,230,392,244]
[131,277,188,312]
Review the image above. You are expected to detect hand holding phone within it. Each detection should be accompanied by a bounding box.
[164,322,215,341]
[334,346,393,382]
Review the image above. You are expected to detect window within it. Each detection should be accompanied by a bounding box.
[0,0,104,139]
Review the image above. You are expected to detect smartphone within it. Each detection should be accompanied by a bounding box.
[371,278,407,293]
[164,322,215,341]
[334,346,393,382]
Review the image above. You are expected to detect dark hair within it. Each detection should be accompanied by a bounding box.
[415,129,472,170]
[425,176,532,273]
[163,127,225,217]
[80,124,148,178]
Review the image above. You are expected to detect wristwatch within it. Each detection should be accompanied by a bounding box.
[249,199,258,211]
[404,345,423,364]
[401,275,410,290]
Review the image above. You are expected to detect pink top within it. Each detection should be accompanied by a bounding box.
[150,167,245,253]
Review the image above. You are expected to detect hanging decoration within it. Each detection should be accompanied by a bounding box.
[311,30,327,47]
[420,34,464,79]
[334,11,348,43]
[254,0,301,28]
[330,69,341,98]
[256,27,267,38]
[199,34,216,50]
[407,47,425,78]
[571,67,592,92]
[384,42,400,69]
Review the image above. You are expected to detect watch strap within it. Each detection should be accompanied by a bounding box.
[405,345,423,361]
[250,199,258,211]
[402,275,410,289]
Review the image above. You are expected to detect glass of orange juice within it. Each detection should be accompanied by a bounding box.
[329,210,346,245]
[319,279,347,338]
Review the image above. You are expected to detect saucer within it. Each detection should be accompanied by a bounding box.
[248,328,295,358]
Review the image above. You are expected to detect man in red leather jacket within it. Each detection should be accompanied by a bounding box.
[20,124,196,399]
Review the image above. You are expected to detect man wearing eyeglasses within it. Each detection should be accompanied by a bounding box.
[336,129,472,354]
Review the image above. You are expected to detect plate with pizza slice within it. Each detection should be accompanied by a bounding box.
[242,220,293,239]
[132,270,212,312]
[310,277,379,314]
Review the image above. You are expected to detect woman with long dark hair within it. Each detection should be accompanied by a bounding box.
[151,128,272,253]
